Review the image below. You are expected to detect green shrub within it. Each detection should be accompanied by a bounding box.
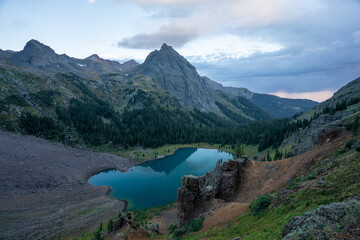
[190,217,204,232]
[249,194,273,216]
[107,219,113,232]
[356,146,360,152]
[168,223,178,234]
[345,140,354,149]
[172,224,189,239]
[303,172,316,181]
[334,148,346,156]
[93,222,103,240]
[170,217,204,239]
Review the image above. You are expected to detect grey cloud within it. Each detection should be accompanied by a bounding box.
[117,24,199,49]
[192,35,360,93]
[191,0,360,93]
[115,0,360,94]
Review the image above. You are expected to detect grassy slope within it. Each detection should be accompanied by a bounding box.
[98,142,293,165]
[184,140,360,240]
[98,143,259,164]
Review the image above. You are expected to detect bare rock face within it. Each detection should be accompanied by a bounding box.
[177,159,246,226]
[280,114,346,157]
[218,160,243,200]
[177,175,215,226]
[282,197,360,240]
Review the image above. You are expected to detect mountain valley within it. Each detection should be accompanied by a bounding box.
[0,40,359,240]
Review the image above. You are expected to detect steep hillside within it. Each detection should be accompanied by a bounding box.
[180,129,359,240]
[250,93,316,119]
[204,76,317,118]
[316,76,360,113]
[280,76,360,156]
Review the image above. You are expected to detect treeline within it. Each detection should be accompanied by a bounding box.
[55,98,237,148]
[56,98,125,146]
[322,97,360,115]
[21,96,310,150]
[19,112,64,141]
[234,118,309,151]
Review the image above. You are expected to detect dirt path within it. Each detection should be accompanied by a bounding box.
[0,130,132,239]
[201,202,249,232]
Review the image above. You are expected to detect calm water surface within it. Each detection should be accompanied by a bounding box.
[88,148,233,210]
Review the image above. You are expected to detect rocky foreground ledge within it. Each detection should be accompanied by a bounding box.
[177,158,247,226]
[283,197,360,239]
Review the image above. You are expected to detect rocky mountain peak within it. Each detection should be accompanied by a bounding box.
[142,43,194,71]
[160,43,173,51]
[134,43,213,110]
[122,59,139,70]
[87,54,101,61]
[13,39,58,67]
[123,59,138,65]
[23,39,56,55]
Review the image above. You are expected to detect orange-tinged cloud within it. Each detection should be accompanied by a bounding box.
[271,90,335,102]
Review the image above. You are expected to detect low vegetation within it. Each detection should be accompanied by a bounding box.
[249,194,274,216]
[168,217,205,239]
[133,203,176,226]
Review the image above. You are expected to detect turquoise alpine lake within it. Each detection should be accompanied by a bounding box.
[88,148,233,210]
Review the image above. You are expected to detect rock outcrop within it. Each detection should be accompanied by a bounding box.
[110,212,150,239]
[177,159,247,226]
[282,197,360,240]
[145,223,160,233]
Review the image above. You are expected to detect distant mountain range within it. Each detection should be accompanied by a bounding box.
[0,40,317,120]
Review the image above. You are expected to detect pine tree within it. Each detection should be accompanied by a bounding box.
[235,142,243,158]
[107,219,113,232]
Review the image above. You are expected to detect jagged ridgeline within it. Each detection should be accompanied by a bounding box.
[0,40,317,149]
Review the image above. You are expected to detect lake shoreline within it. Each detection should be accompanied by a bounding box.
[115,143,236,165]
[89,148,234,211]
[85,146,233,212]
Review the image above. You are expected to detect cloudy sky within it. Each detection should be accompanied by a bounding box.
[1,0,360,101]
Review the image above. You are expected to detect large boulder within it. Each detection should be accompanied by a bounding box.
[282,197,360,240]
[145,223,160,233]
[177,159,246,226]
